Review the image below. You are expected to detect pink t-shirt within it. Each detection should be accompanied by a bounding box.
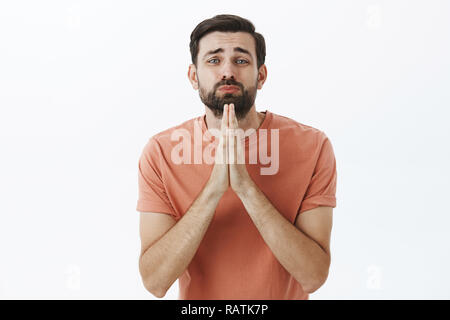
[137,110,337,299]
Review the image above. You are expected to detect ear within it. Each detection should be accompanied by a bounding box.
[188,64,199,90]
[257,64,267,90]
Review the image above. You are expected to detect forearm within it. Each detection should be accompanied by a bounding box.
[139,179,223,297]
[236,182,330,293]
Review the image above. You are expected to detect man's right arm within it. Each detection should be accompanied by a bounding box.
[138,104,231,298]
[138,177,224,298]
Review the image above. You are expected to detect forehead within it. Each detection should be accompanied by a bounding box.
[198,31,256,56]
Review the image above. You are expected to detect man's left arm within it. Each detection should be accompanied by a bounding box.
[236,183,333,294]
[226,103,335,294]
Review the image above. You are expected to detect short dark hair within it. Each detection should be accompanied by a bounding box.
[189,14,266,69]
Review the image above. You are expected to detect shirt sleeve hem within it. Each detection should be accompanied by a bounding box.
[136,200,178,218]
[298,195,336,214]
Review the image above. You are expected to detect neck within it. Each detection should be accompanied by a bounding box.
[204,105,265,135]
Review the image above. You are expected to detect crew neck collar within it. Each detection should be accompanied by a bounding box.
[197,110,273,146]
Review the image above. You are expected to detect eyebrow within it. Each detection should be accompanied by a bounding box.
[202,47,252,60]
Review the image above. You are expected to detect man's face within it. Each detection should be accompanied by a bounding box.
[191,31,263,120]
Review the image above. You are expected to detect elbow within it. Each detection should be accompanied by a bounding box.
[142,279,167,298]
[302,266,330,294]
[302,279,324,294]
[302,276,327,294]
[139,257,168,298]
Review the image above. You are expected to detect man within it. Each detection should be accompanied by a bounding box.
[137,14,337,300]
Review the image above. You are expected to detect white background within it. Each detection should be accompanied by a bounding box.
[1,0,449,299]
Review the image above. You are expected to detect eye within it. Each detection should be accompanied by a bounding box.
[207,58,249,65]
[208,58,219,64]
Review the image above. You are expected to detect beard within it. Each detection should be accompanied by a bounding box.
[198,78,257,120]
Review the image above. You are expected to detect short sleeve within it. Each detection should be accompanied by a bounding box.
[298,134,337,214]
[136,137,177,218]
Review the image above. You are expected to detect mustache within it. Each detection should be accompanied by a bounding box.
[215,80,243,90]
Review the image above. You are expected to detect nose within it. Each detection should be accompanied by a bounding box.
[220,59,236,80]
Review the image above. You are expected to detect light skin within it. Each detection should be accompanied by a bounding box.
[224,104,332,294]
[187,31,267,133]
[139,31,333,297]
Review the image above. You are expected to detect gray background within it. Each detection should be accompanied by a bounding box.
[0,0,449,299]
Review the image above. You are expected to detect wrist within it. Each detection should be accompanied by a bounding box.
[234,178,257,198]
[205,178,227,200]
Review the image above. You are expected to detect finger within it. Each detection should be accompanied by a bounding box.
[233,128,238,165]
[228,104,235,129]
[230,104,244,164]
[221,104,228,133]
[222,104,229,164]
[215,104,227,164]
[228,120,235,164]
[228,107,238,165]
[232,104,238,164]
[229,104,239,129]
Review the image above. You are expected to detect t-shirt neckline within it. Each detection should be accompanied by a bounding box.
[198,109,273,146]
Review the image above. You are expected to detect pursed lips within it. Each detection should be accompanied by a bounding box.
[218,85,240,92]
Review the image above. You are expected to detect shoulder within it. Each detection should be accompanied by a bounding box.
[269,111,330,149]
[143,116,199,153]
[153,116,198,143]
